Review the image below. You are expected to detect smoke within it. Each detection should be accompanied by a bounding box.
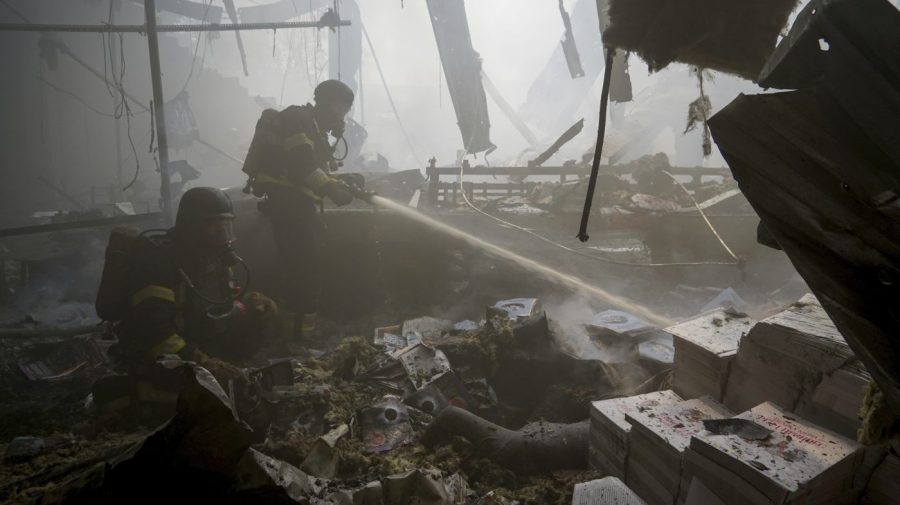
[543,296,635,363]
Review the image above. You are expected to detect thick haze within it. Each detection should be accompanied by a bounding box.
[0,0,830,221]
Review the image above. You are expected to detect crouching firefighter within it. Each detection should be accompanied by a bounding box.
[92,187,278,425]
[241,79,372,343]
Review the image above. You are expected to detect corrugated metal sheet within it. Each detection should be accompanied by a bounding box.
[710,0,900,413]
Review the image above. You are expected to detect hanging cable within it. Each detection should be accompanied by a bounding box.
[175,0,214,97]
[279,0,301,105]
[662,170,740,262]
[361,23,422,166]
[577,46,614,242]
[37,76,117,118]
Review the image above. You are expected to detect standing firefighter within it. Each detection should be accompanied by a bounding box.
[242,79,368,342]
[93,187,276,424]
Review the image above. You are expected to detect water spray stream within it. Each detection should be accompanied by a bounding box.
[370,196,674,327]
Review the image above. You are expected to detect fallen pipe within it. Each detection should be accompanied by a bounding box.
[422,406,588,474]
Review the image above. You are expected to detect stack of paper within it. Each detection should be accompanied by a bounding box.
[625,397,732,505]
[589,390,683,479]
[795,358,870,439]
[683,401,861,505]
[572,477,648,505]
[666,309,754,401]
[724,294,869,438]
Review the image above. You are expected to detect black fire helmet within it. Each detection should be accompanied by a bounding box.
[175,187,235,231]
[313,79,354,107]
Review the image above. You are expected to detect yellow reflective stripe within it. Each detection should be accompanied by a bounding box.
[301,312,317,333]
[283,132,314,152]
[254,172,293,187]
[254,173,323,203]
[299,186,324,203]
[151,333,187,355]
[131,285,175,307]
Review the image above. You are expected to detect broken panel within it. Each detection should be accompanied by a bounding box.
[559,0,585,79]
[426,0,495,154]
[709,0,900,414]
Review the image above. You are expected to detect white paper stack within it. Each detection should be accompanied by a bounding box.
[625,396,733,505]
[723,294,869,438]
[684,402,861,505]
[589,390,683,479]
[861,453,900,505]
[795,358,871,439]
[572,477,648,505]
[666,309,754,401]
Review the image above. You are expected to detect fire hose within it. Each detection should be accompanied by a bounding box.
[423,406,588,474]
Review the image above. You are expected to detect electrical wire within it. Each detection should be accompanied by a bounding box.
[361,23,422,166]
[662,170,740,261]
[455,161,740,268]
[37,76,118,118]
[99,2,142,192]
[174,0,215,98]
[278,0,301,105]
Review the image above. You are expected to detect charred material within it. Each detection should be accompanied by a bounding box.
[603,0,798,79]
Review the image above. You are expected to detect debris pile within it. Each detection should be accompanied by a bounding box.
[3,287,891,505]
[4,298,658,504]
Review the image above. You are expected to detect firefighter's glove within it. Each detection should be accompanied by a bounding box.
[243,291,279,318]
[194,349,246,386]
[324,179,354,207]
[334,172,365,190]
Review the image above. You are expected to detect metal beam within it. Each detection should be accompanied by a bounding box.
[0,212,162,239]
[145,0,173,225]
[426,164,730,177]
[0,19,350,33]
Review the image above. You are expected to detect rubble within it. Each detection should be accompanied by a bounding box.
[1,283,884,505]
[358,396,415,454]
[3,435,74,464]
[487,299,542,323]
[18,336,107,381]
